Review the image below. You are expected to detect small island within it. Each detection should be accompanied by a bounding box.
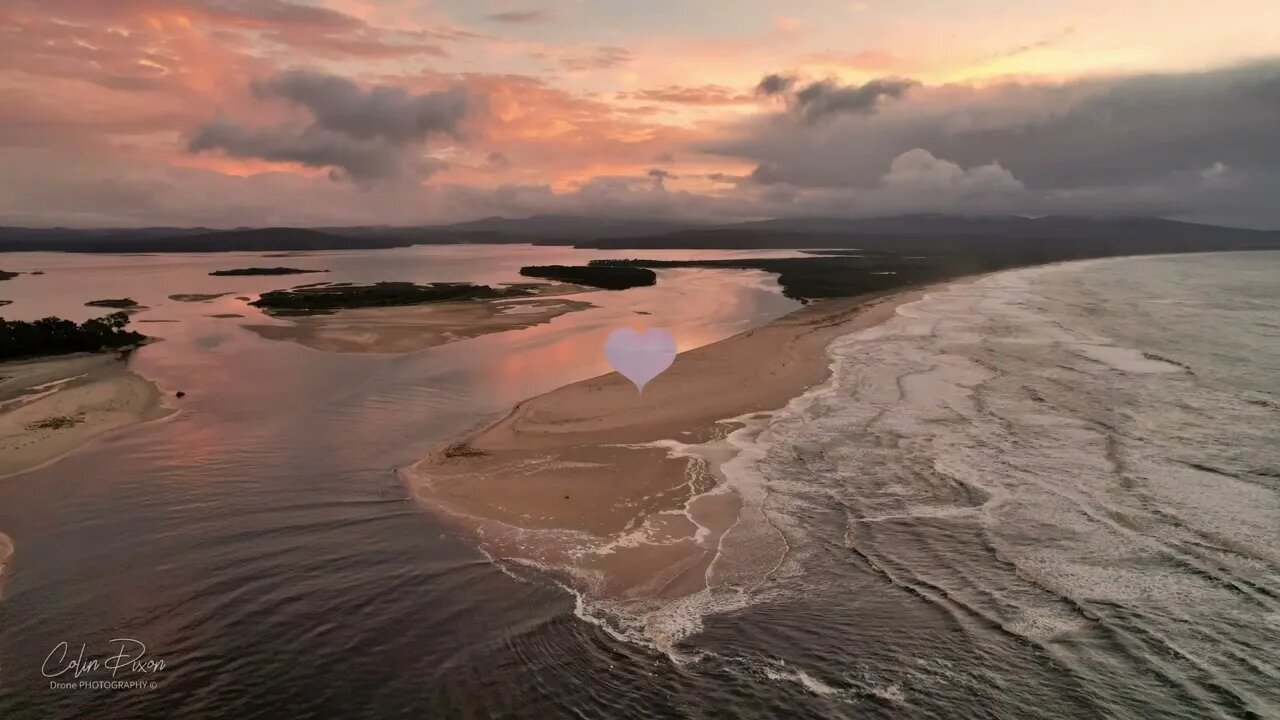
[244,281,594,353]
[169,292,233,302]
[519,265,656,290]
[85,298,142,309]
[0,270,18,281]
[210,267,328,277]
[250,281,536,313]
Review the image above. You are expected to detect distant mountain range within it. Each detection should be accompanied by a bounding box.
[2,215,1279,256]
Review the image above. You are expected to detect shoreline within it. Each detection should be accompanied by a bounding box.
[402,280,946,638]
[0,531,11,598]
[0,352,175,479]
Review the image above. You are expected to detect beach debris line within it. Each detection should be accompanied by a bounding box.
[25,412,86,431]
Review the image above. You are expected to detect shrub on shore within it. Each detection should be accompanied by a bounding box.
[0,312,146,360]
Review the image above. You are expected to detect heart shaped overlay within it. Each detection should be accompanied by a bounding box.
[603,327,677,392]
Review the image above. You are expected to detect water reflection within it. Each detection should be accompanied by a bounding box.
[0,245,801,718]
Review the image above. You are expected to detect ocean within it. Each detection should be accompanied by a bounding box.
[2,249,1277,718]
[648,250,1279,718]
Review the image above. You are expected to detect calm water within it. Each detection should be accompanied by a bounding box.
[1,249,1277,718]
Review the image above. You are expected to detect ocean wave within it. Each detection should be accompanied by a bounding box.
[681,255,1279,715]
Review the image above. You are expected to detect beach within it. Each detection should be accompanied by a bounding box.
[403,285,930,610]
[244,295,596,353]
[0,352,174,478]
[0,531,11,597]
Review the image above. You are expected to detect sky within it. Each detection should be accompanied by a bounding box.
[2,0,1279,228]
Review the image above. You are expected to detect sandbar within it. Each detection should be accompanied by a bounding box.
[0,353,174,478]
[244,296,595,354]
[403,286,931,634]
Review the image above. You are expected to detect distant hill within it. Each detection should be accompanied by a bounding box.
[0,226,214,243]
[2,215,1278,256]
[432,215,698,239]
[571,216,1280,258]
[0,216,698,252]
[0,227,404,253]
[716,215,1278,243]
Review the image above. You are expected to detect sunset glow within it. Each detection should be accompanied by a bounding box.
[3,0,1278,227]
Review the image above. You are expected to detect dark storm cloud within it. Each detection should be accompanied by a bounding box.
[932,62,1280,189]
[647,168,678,188]
[188,121,447,183]
[190,70,466,183]
[753,73,919,122]
[755,73,797,96]
[251,70,467,144]
[789,77,919,122]
[711,60,1280,192]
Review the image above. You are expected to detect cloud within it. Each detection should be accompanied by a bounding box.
[993,26,1076,60]
[484,151,511,171]
[6,0,469,61]
[647,168,678,188]
[756,74,797,96]
[189,70,467,183]
[799,50,903,72]
[188,121,447,183]
[486,10,551,24]
[755,73,919,122]
[619,85,754,105]
[709,60,1280,195]
[882,149,1024,195]
[560,45,632,71]
[1201,162,1228,182]
[251,70,467,143]
[789,77,919,122]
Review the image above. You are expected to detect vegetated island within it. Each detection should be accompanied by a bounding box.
[250,281,537,314]
[244,281,595,353]
[520,264,656,290]
[85,298,142,310]
[210,267,328,277]
[0,270,17,281]
[2,312,146,361]
[169,292,233,302]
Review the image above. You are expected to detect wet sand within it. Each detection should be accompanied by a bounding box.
[0,531,12,597]
[244,296,596,354]
[403,286,929,606]
[0,353,174,479]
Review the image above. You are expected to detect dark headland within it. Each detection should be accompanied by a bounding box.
[4,215,1279,258]
[520,265,657,290]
